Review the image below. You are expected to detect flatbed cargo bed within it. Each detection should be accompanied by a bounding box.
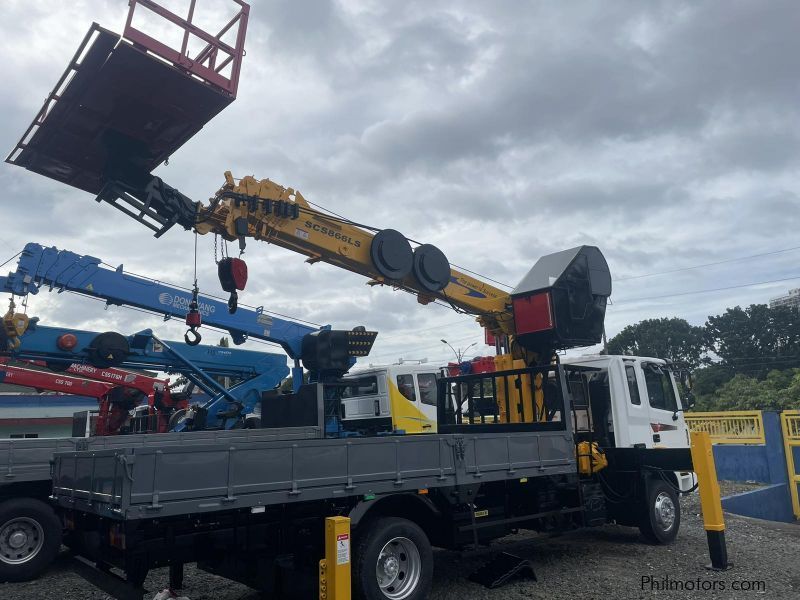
[51,429,575,520]
[1,426,321,487]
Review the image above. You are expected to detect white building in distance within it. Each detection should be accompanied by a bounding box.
[770,288,800,310]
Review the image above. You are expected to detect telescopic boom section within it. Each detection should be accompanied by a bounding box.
[0,361,114,399]
[197,172,513,333]
[0,359,166,435]
[193,173,613,361]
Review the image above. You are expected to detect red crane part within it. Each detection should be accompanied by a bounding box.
[2,359,189,435]
[218,257,248,292]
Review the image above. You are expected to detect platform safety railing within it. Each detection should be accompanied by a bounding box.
[684,411,765,445]
[437,365,571,434]
[124,0,249,97]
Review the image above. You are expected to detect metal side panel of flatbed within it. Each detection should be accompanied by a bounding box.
[52,430,575,520]
[1,427,321,486]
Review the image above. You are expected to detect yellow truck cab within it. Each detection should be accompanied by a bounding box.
[340,362,442,434]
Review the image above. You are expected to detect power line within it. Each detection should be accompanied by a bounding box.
[100,261,324,328]
[614,245,800,282]
[377,318,479,342]
[444,244,800,292]
[368,332,484,362]
[0,251,22,270]
[612,274,800,305]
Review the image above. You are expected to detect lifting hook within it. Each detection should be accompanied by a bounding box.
[184,282,202,346]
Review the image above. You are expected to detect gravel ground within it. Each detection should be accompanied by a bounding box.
[2,482,797,600]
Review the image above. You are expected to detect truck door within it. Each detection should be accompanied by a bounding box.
[415,372,439,431]
[392,372,436,433]
[640,363,686,448]
[615,360,651,447]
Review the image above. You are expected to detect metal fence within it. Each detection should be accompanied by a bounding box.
[684,411,765,445]
[780,410,800,519]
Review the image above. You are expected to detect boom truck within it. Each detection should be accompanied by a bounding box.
[3,2,702,599]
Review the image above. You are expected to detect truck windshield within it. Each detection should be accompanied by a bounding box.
[643,365,678,412]
[341,376,379,398]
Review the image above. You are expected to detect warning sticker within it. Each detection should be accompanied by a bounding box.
[336,533,350,565]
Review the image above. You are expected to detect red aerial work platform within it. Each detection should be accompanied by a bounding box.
[6,0,249,195]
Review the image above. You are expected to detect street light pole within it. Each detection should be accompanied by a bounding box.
[441,339,477,363]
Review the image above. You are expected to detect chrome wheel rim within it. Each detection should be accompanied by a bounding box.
[654,492,676,531]
[0,517,45,565]
[375,536,421,599]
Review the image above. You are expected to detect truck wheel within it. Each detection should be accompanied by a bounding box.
[0,498,62,582]
[639,479,680,544]
[354,517,433,600]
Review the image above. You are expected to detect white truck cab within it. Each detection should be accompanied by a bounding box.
[562,354,695,492]
[339,355,695,492]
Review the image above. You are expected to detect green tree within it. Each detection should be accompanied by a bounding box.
[694,368,800,412]
[691,364,734,397]
[705,304,800,379]
[607,317,706,369]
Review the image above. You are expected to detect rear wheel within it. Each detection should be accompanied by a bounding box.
[353,517,432,600]
[639,479,680,544]
[0,498,62,582]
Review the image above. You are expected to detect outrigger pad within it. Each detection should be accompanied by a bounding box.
[468,552,537,589]
[7,24,233,195]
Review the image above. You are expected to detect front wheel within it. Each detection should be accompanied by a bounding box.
[639,479,680,544]
[353,517,433,600]
[0,498,62,582]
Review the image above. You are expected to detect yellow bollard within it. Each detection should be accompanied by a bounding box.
[689,431,730,569]
[319,516,351,600]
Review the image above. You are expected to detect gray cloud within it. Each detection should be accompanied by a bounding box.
[1,0,798,369]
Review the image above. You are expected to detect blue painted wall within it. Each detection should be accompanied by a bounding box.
[712,412,788,484]
[714,412,795,523]
[722,483,795,523]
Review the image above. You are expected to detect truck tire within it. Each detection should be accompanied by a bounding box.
[353,517,433,600]
[638,479,680,544]
[0,498,62,582]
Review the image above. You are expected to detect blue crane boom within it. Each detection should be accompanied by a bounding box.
[2,319,289,431]
[1,243,377,389]
[3,243,315,355]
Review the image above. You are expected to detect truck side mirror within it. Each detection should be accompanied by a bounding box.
[679,369,694,391]
[683,391,696,410]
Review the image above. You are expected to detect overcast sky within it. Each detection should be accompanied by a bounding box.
[1,0,798,373]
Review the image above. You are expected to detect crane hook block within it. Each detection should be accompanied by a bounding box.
[184,328,202,346]
[218,258,248,293]
[412,244,450,292]
[185,311,202,328]
[219,257,248,315]
[370,229,413,280]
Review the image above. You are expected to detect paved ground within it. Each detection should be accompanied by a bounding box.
[2,483,797,600]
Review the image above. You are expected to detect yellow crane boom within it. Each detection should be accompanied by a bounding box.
[196,172,513,336]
